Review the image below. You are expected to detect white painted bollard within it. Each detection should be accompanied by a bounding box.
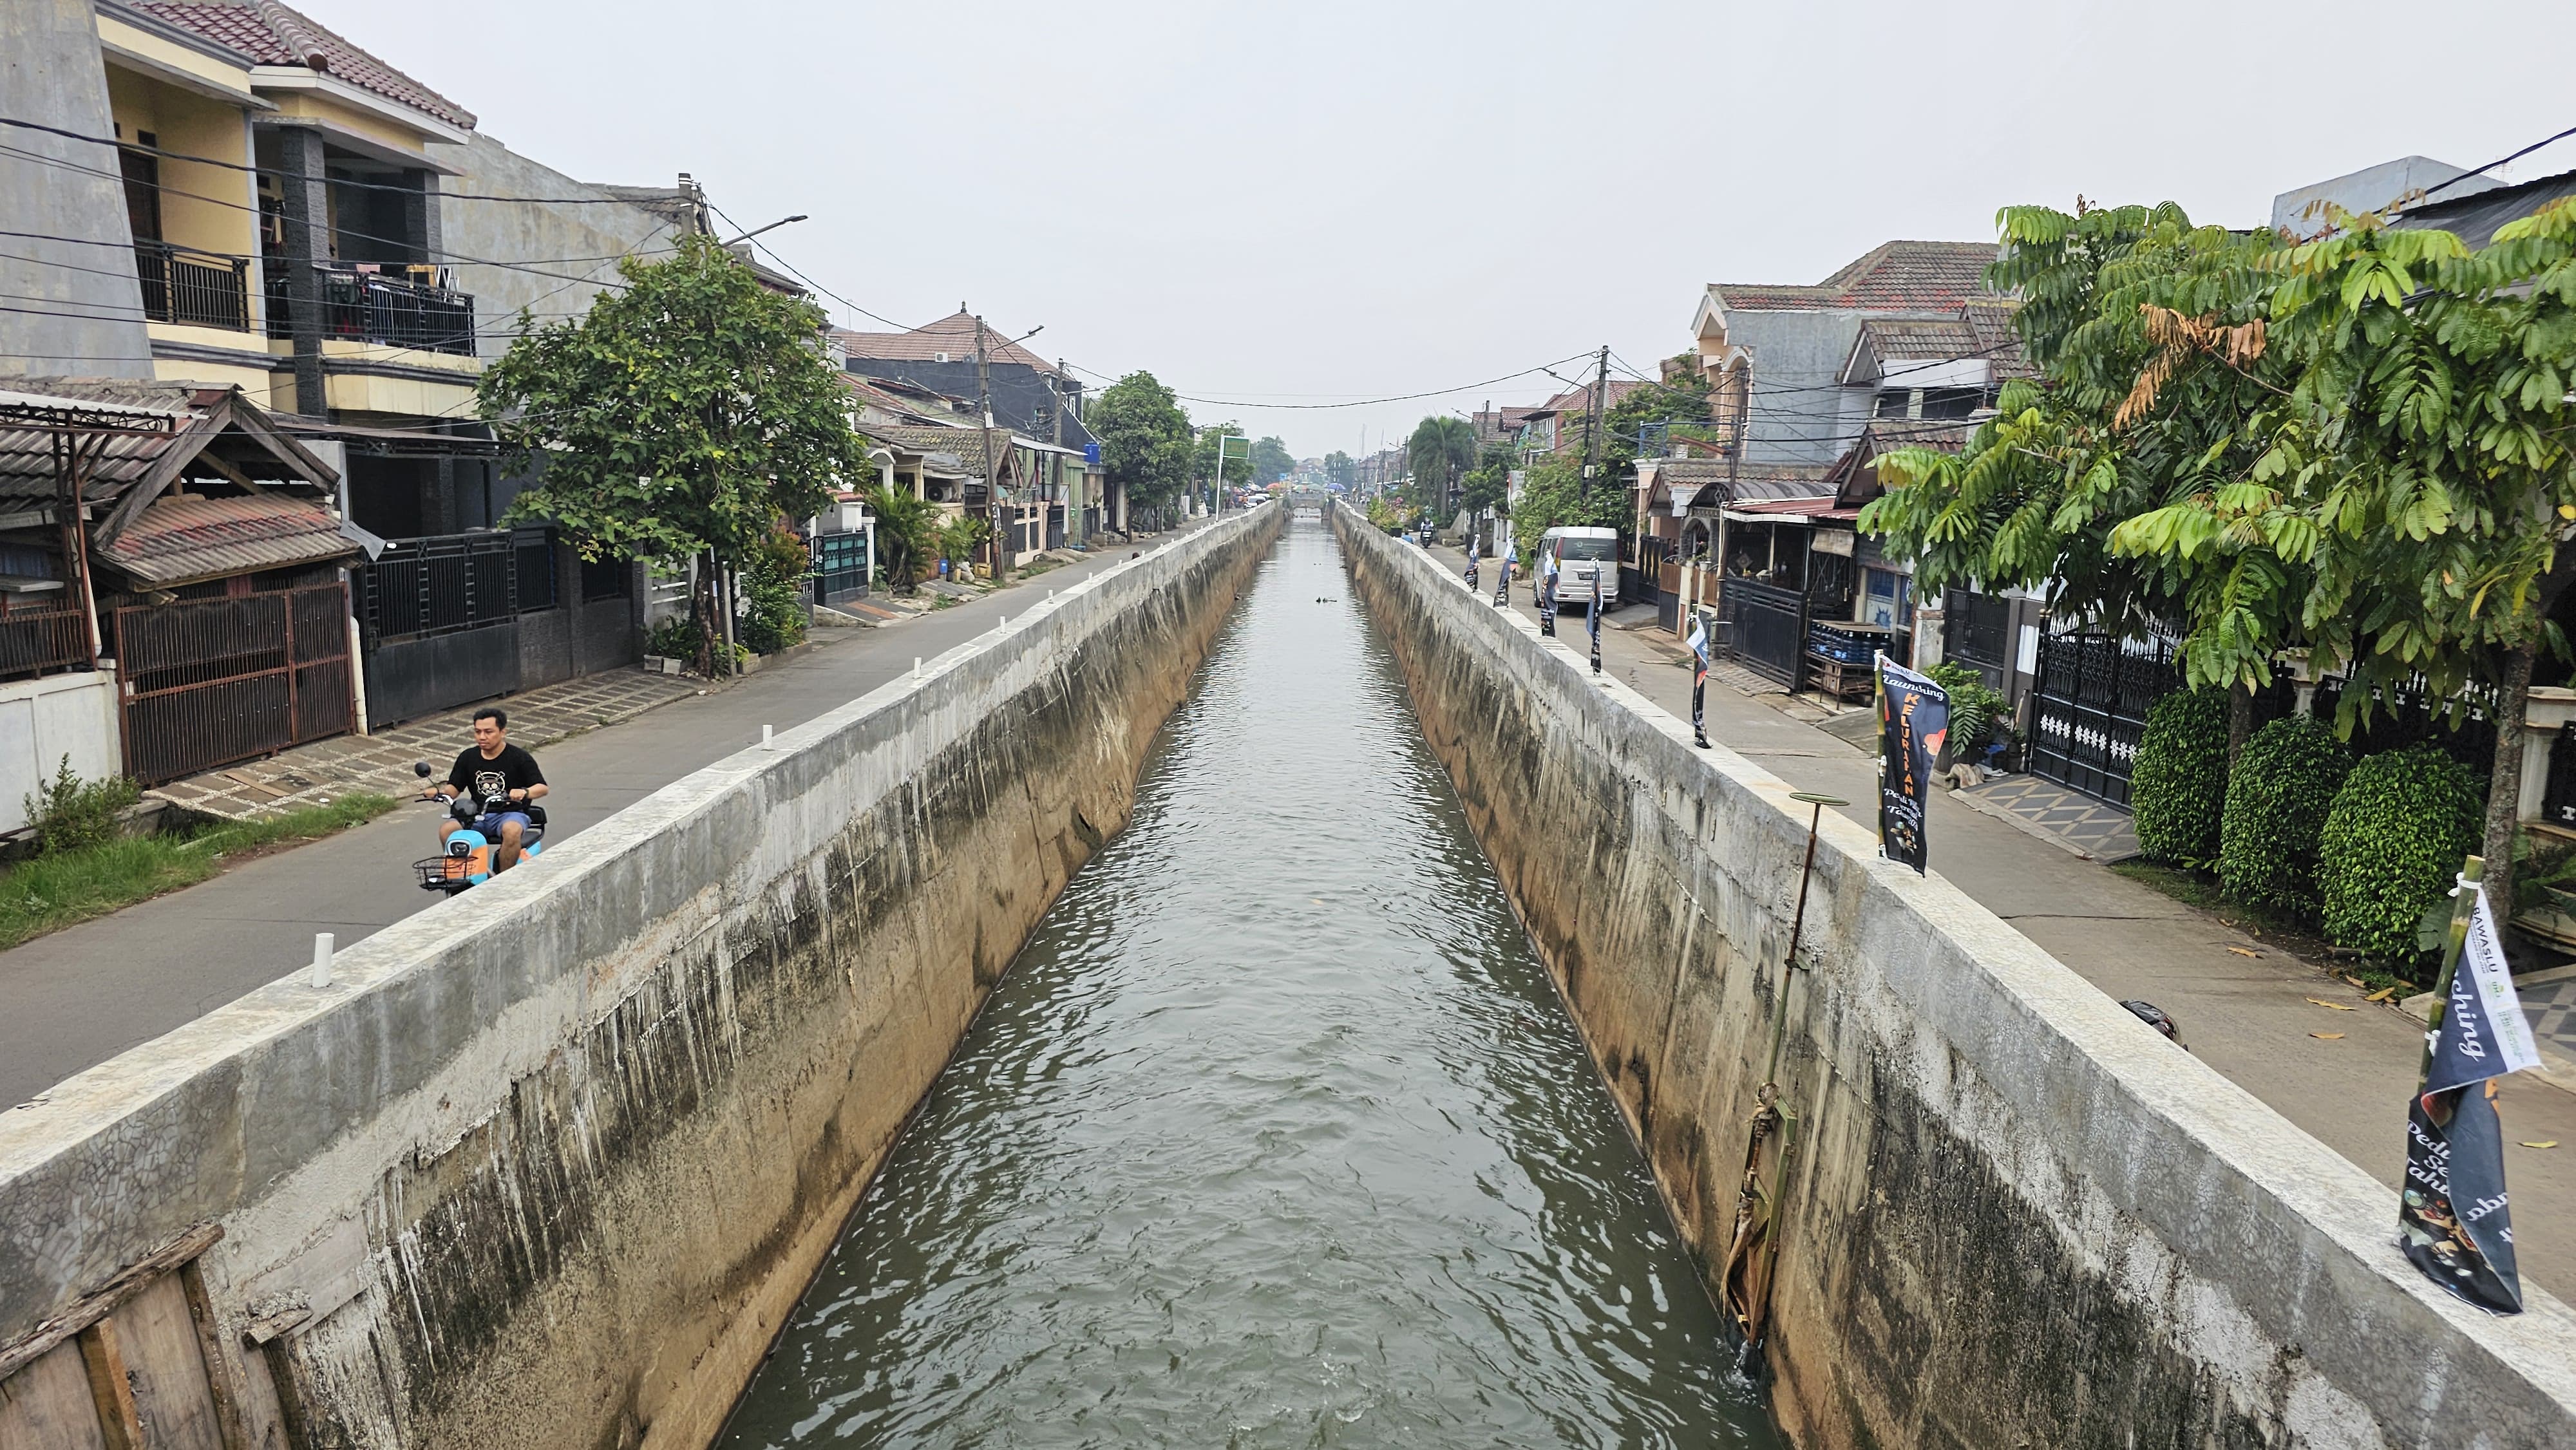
[913,657,922,681]
[762,724,774,749]
[310,932,334,988]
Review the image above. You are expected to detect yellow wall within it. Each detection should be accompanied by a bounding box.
[263,91,437,157]
[95,17,252,96]
[101,67,259,261]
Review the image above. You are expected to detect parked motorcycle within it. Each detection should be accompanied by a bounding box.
[410,760,544,892]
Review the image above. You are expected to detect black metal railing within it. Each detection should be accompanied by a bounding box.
[355,528,557,645]
[133,241,251,331]
[813,532,869,604]
[580,556,630,603]
[267,263,476,355]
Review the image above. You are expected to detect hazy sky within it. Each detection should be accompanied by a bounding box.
[302,0,2576,458]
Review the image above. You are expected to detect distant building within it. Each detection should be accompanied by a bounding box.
[2268,155,2499,238]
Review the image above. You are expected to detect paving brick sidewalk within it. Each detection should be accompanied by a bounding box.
[151,667,705,820]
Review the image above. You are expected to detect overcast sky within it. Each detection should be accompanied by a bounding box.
[303,0,2576,458]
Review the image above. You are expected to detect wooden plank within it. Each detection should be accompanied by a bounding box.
[0,1339,109,1450]
[178,1261,254,1450]
[75,1322,142,1450]
[0,1222,223,1383]
[109,1276,225,1450]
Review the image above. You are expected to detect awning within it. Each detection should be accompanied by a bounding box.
[97,493,361,589]
[1720,495,1857,525]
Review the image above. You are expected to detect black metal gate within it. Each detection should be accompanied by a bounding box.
[2026,632,2179,807]
[115,583,355,785]
[1721,578,1808,688]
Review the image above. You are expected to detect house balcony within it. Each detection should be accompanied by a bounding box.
[134,241,251,332]
[267,263,477,357]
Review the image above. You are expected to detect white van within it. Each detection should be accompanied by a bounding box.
[1538,527,1620,610]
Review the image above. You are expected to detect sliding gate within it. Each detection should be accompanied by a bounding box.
[115,583,356,785]
[2025,631,2179,807]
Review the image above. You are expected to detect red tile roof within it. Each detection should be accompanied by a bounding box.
[831,312,1057,375]
[132,2,476,129]
[1712,240,1999,314]
[98,493,356,588]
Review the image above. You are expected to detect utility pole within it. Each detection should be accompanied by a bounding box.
[1581,344,1609,498]
[972,312,1006,583]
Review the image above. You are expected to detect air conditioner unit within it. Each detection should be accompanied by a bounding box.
[934,352,951,363]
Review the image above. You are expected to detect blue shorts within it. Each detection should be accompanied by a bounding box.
[472,811,533,839]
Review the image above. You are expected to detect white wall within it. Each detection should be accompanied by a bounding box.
[0,672,120,834]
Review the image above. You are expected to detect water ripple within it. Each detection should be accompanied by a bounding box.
[719,523,1779,1449]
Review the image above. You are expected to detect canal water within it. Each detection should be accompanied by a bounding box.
[718,521,1779,1448]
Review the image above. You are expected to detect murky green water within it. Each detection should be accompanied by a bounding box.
[717,522,1779,1448]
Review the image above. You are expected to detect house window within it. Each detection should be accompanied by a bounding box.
[1922,386,1982,419]
[1862,567,1912,627]
[1874,390,1911,419]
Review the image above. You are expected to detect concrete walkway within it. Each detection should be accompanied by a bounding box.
[1428,543,2576,1295]
[0,527,1208,1111]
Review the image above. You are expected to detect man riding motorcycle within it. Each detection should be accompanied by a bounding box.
[426,706,548,874]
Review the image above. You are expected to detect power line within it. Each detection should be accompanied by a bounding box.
[2422,122,2576,201]
[0,113,652,205]
[0,142,669,290]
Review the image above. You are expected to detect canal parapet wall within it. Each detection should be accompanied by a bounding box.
[0,507,1280,1449]
[1333,506,2576,1450]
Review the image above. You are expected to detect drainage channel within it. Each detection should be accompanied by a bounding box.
[717,519,1779,1447]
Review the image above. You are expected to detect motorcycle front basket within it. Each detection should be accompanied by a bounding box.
[413,854,473,892]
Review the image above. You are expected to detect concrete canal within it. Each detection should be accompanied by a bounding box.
[717,518,1780,1447]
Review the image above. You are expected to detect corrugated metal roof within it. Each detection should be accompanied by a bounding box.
[98,493,356,588]
[0,379,214,505]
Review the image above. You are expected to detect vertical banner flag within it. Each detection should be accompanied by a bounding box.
[1496,534,1516,607]
[1875,655,1946,874]
[1686,612,1711,749]
[1541,554,1559,636]
[2401,885,2541,1313]
[1589,570,1604,674]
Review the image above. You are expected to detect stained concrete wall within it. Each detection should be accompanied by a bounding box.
[1332,505,2576,1450]
[0,0,155,377]
[0,506,1280,1449]
[427,132,681,359]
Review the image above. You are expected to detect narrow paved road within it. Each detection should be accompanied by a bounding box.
[1425,540,2576,1297]
[0,523,1216,1109]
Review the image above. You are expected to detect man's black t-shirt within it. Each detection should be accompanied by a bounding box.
[448,744,544,808]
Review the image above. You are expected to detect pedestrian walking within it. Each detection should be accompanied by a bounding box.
[1495,533,1516,607]
[1540,551,1558,637]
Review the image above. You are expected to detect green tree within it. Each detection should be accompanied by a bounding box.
[1407,415,1478,514]
[1459,441,1517,515]
[1600,361,1714,489]
[1324,450,1356,491]
[480,233,860,673]
[938,513,992,577]
[864,482,941,594]
[1195,424,1253,496]
[1250,435,1295,485]
[1511,456,1627,558]
[1088,370,1196,529]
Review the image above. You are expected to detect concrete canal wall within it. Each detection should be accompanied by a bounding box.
[1334,507,2576,1450]
[0,508,1280,1450]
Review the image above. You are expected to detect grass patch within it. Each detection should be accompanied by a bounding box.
[0,793,399,950]
[929,595,959,610]
[2110,858,2425,997]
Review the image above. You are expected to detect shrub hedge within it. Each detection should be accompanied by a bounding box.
[2219,717,2354,917]
[2317,744,2483,959]
[2130,690,2230,867]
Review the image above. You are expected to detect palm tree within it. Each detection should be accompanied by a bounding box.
[1406,416,1478,516]
[865,482,941,594]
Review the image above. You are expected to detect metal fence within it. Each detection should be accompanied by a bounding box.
[813,532,869,605]
[114,583,354,785]
[133,241,250,331]
[267,265,476,356]
[0,603,91,681]
[2026,632,2181,807]
[1721,578,1808,688]
[357,529,554,645]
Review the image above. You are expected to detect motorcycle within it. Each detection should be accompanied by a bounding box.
[410,760,545,892]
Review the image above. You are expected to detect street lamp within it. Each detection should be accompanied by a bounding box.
[1208,431,1248,519]
[721,214,807,245]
